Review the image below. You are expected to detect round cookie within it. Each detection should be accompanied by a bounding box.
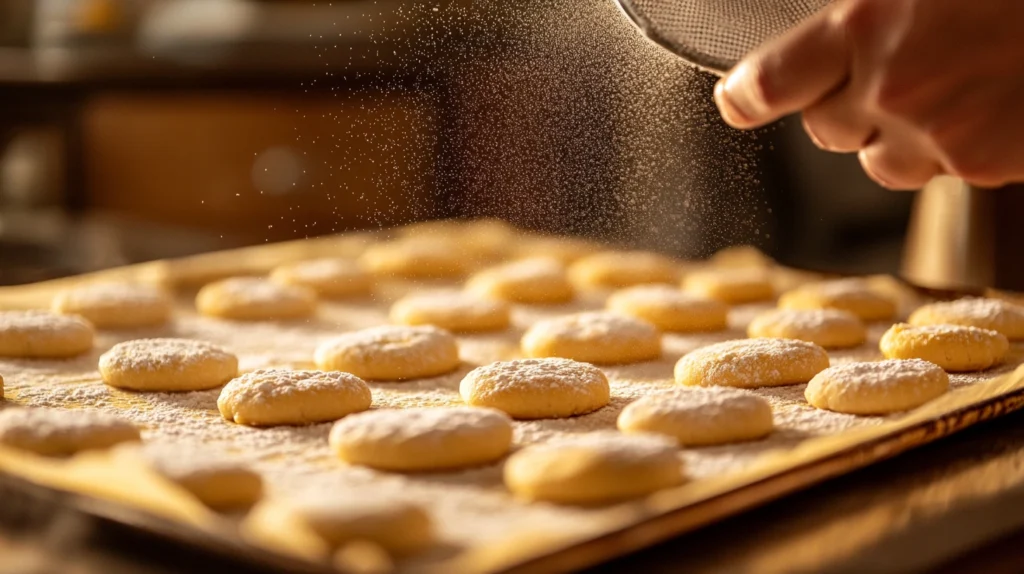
[521,312,661,365]
[118,443,264,509]
[709,245,774,269]
[879,323,1008,372]
[329,407,513,471]
[244,493,433,557]
[805,359,950,415]
[0,311,94,359]
[270,259,372,299]
[675,338,829,388]
[0,408,140,457]
[100,338,238,391]
[51,283,172,329]
[682,268,775,304]
[778,279,897,321]
[569,250,681,289]
[314,325,460,381]
[747,308,867,349]
[467,258,574,304]
[606,285,728,333]
[389,291,510,333]
[196,278,316,321]
[359,239,467,279]
[460,358,609,419]
[503,432,685,504]
[908,298,1024,340]
[617,387,773,446]
[218,369,372,426]
[514,235,601,264]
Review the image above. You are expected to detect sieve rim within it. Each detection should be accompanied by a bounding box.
[613,0,734,76]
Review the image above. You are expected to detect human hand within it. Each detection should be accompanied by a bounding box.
[713,0,1024,190]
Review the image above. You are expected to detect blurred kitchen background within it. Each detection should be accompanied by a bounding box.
[0,0,913,286]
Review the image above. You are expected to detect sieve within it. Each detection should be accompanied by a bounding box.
[614,0,833,75]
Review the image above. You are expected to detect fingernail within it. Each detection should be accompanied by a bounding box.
[718,63,771,126]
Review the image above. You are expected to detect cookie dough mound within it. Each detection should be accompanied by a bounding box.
[909,298,1024,340]
[503,432,684,504]
[196,278,316,321]
[805,359,949,415]
[747,308,867,349]
[467,258,575,304]
[606,285,728,332]
[359,239,467,279]
[100,338,238,391]
[521,312,661,365]
[389,291,510,333]
[617,387,773,446]
[880,323,1008,372]
[270,259,372,299]
[244,493,433,556]
[314,325,460,381]
[329,407,513,471]
[120,443,263,509]
[675,338,829,388]
[569,251,681,289]
[0,311,94,358]
[682,268,775,304]
[51,283,172,329]
[514,235,602,264]
[0,408,140,456]
[460,358,609,419]
[218,369,372,426]
[779,278,897,321]
[709,245,774,269]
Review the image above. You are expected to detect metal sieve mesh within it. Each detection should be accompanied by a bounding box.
[616,0,834,74]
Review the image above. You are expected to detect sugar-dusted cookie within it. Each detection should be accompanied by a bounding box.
[569,250,682,289]
[606,285,728,333]
[218,369,372,426]
[521,312,661,365]
[778,278,897,321]
[0,408,140,456]
[329,407,513,471]
[467,258,574,304]
[709,245,774,269]
[503,432,684,504]
[389,290,510,333]
[909,297,1024,340]
[314,325,460,381]
[675,338,829,388]
[682,268,775,304]
[100,338,238,391]
[196,277,316,321]
[513,235,602,264]
[747,308,866,349]
[617,387,773,446]
[0,311,94,359]
[51,283,172,329]
[360,238,468,279]
[880,323,1008,372]
[460,358,609,419]
[805,359,949,415]
[270,259,372,299]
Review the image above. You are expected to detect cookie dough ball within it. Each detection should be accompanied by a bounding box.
[521,312,661,365]
[880,323,1008,372]
[617,387,773,446]
[909,298,1024,340]
[747,308,867,349]
[315,325,460,381]
[467,258,575,304]
[51,283,172,329]
[805,359,949,415]
[514,235,602,264]
[779,279,897,321]
[675,338,829,388]
[270,259,372,299]
[389,291,510,333]
[196,278,316,321]
[218,369,372,427]
[0,408,140,457]
[460,358,609,419]
[606,285,728,333]
[100,338,238,391]
[709,245,774,269]
[329,407,513,471]
[0,311,94,359]
[503,432,684,504]
[569,251,682,289]
[119,443,263,509]
[360,239,467,279]
[682,268,775,304]
[399,217,518,262]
